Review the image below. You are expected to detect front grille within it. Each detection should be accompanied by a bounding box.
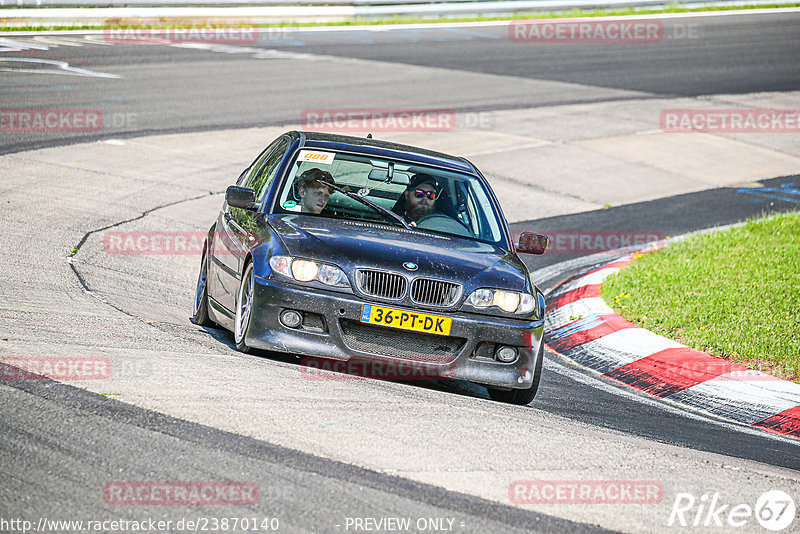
[411,278,462,307]
[356,269,407,300]
[339,320,464,362]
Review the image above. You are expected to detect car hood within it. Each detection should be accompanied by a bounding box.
[266,214,528,292]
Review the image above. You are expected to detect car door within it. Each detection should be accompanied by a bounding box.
[210,137,290,312]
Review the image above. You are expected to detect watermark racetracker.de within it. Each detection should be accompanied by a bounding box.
[661,109,800,133]
[104,481,258,505]
[508,18,699,43]
[0,516,280,532]
[511,230,664,254]
[1,356,111,381]
[104,230,665,256]
[300,357,456,381]
[301,108,494,132]
[1,356,153,381]
[102,229,265,257]
[103,24,259,45]
[104,231,208,255]
[1,108,137,133]
[509,480,664,504]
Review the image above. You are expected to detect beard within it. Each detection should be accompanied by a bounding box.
[407,202,434,222]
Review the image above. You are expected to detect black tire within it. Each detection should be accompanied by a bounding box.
[234,261,255,353]
[192,252,213,327]
[487,342,544,405]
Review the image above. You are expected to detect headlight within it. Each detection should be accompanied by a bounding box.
[492,291,520,313]
[317,263,349,287]
[269,256,350,288]
[465,288,535,315]
[518,293,535,315]
[292,259,319,282]
[468,288,494,307]
[269,256,292,278]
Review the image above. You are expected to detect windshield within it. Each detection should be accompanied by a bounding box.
[273,148,505,246]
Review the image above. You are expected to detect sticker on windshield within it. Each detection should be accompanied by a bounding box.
[282,200,298,209]
[297,150,335,165]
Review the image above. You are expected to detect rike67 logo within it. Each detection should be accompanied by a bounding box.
[668,490,795,531]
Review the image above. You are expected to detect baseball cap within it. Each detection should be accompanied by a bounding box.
[408,173,440,192]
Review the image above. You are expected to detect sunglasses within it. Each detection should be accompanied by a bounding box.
[413,189,439,200]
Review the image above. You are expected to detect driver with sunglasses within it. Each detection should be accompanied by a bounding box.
[403,173,441,226]
[395,173,472,237]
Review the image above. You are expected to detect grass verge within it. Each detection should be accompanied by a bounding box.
[2,4,799,32]
[602,211,800,383]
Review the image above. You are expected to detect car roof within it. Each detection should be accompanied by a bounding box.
[293,131,477,175]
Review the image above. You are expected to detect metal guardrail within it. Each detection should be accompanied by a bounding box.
[7,0,515,6]
[1,0,797,27]
[5,0,793,7]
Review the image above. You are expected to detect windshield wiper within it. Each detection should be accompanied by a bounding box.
[317,180,413,230]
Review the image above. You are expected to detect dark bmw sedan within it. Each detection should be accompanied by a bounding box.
[193,131,548,404]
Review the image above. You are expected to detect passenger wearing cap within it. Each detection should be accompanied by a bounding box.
[296,168,336,214]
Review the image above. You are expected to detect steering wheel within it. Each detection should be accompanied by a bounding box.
[416,213,473,237]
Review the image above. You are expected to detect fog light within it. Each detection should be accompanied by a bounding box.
[280,310,303,329]
[496,346,518,363]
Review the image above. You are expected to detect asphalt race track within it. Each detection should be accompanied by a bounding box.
[1,10,800,533]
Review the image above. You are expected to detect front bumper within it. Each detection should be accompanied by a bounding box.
[247,276,544,389]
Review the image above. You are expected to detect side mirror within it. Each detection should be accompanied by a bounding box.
[516,232,549,255]
[226,186,258,211]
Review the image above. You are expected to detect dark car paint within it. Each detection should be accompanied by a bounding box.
[242,277,542,389]
[202,131,545,393]
[264,134,514,251]
[268,215,532,301]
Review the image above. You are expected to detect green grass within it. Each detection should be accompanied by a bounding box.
[2,4,799,32]
[602,211,800,383]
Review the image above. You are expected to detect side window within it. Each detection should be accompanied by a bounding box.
[464,192,482,237]
[240,137,284,189]
[235,168,249,186]
[249,138,289,202]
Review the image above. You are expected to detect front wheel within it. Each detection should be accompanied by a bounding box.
[192,252,213,327]
[487,342,544,405]
[234,262,255,353]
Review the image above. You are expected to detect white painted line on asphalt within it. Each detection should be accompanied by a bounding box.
[81,34,116,45]
[0,38,49,52]
[169,42,328,61]
[0,57,120,78]
[31,36,85,47]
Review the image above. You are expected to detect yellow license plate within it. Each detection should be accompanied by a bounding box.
[360,304,452,336]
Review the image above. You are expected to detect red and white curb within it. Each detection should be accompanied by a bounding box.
[543,247,800,439]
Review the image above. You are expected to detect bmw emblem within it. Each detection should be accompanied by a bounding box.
[403,262,418,271]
